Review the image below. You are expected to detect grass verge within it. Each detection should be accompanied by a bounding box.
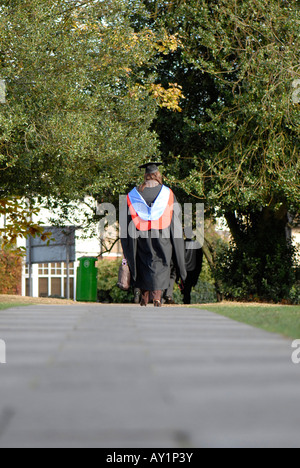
[200,303,300,339]
[0,294,76,306]
[0,303,28,311]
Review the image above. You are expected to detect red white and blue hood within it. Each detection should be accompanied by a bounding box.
[127,186,174,231]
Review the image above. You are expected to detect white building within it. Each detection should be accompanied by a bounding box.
[17,199,122,299]
[293,228,300,245]
[293,228,300,263]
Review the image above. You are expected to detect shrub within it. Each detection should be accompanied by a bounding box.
[214,240,297,303]
[191,281,218,304]
[97,259,133,304]
[289,283,300,305]
[0,250,22,295]
[173,257,218,304]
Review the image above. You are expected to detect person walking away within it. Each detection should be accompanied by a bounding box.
[182,240,203,305]
[121,162,187,307]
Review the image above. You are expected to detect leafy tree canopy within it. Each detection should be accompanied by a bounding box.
[0,0,182,246]
[142,0,300,214]
[0,0,183,198]
[139,0,300,301]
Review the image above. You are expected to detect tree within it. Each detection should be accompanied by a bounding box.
[0,0,182,246]
[0,198,51,250]
[0,0,154,198]
[141,0,300,301]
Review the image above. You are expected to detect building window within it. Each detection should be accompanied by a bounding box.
[39,278,48,298]
[38,264,49,275]
[26,278,30,297]
[64,277,74,299]
[64,263,74,275]
[51,278,62,297]
[25,262,75,299]
[51,263,62,276]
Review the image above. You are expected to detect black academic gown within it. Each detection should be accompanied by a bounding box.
[121,185,187,291]
[185,240,204,287]
[182,240,203,305]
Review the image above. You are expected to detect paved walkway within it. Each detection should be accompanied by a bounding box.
[0,304,299,448]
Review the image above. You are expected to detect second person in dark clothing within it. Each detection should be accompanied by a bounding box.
[182,240,203,304]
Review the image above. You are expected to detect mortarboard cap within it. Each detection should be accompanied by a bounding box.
[139,162,163,174]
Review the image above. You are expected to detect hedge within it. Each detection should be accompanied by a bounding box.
[0,250,22,295]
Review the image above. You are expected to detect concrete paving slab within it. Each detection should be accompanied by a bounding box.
[0,304,299,448]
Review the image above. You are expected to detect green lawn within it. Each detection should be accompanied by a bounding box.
[0,303,28,311]
[202,304,300,339]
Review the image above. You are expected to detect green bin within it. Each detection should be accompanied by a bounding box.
[76,257,98,302]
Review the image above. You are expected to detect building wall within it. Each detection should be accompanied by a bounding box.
[18,199,122,299]
[22,262,76,299]
[20,228,100,299]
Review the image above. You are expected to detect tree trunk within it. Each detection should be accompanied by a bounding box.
[223,206,294,301]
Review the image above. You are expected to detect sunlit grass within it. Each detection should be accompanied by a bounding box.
[201,303,300,339]
[0,303,28,310]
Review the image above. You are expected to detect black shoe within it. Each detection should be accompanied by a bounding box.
[154,300,162,308]
[134,291,141,304]
[164,296,176,305]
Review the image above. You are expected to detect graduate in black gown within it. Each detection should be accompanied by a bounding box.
[121,163,187,307]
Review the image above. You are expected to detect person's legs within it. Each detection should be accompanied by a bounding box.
[141,290,163,307]
[151,290,162,307]
[163,263,177,304]
[183,287,192,305]
[164,276,176,304]
[134,288,141,304]
[140,290,150,306]
[183,274,193,305]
